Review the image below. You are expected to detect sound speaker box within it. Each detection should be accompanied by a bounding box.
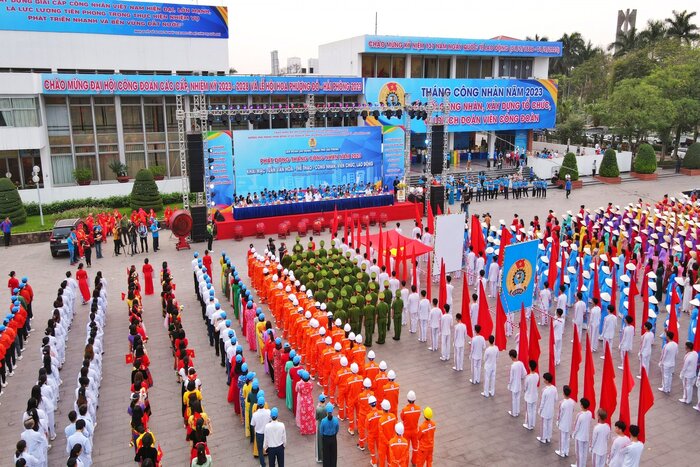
[190,205,208,242]
[430,185,445,215]
[430,125,444,175]
[187,133,204,193]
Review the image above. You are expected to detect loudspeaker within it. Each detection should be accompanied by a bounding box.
[213,209,225,222]
[430,185,445,215]
[430,125,444,175]
[190,206,208,242]
[187,133,204,193]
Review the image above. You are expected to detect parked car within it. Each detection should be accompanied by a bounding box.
[49,218,81,257]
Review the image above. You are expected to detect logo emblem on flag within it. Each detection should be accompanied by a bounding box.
[505,258,533,297]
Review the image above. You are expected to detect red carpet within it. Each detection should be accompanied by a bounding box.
[216,202,419,239]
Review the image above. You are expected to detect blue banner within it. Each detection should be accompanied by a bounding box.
[501,240,539,313]
[41,74,364,95]
[364,35,562,57]
[364,78,557,132]
[206,131,234,206]
[0,0,228,38]
[232,127,383,196]
[380,125,405,188]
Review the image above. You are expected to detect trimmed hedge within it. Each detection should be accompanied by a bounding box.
[130,169,163,211]
[23,192,184,216]
[558,152,579,181]
[0,178,27,224]
[682,143,700,170]
[600,149,620,177]
[633,143,657,174]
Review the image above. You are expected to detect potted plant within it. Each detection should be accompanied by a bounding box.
[595,148,622,184]
[108,160,130,183]
[149,164,166,181]
[556,152,583,189]
[73,167,93,186]
[680,143,700,176]
[396,181,407,202]
[631,143,658,180]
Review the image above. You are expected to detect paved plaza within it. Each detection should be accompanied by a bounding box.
[1,175,700,466]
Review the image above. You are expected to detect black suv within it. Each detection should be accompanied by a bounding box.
[49,218,82,257]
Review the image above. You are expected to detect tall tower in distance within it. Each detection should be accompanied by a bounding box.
[615,9,637,53]
[271,50,280,75]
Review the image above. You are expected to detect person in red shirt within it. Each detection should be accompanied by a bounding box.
[202,250,213,276]
[7,271,19,295]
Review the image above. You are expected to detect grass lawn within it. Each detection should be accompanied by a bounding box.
[13,204,183,234]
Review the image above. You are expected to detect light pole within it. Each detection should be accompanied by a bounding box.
[32,165,44,226]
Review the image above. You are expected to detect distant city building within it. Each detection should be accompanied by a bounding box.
[615,9,637,53]
[271,50,280,75]
[308,58,319,74]
[286,57,302,74]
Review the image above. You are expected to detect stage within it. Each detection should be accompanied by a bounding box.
[215,201,419,239]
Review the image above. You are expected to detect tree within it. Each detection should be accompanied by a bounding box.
[525,34,549,41]
[600,149,620,177]
[633,143,658,174]
[608,27,642,57]
[665,10,699,45]
[639,20,667,45]
[558,153,580,181]
[0,178,27,225]
[552,32,586,75]
[130,169,163,211]
[682,143,700,169]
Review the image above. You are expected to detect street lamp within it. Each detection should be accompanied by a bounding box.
[32,165,44,226]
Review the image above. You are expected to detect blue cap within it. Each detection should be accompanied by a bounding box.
[10,295,17,301]
[319,394,326,402]
[11,306,19,313]
[194,252,199,258]
[228,330,234,338]
[236,345,243,353]
[198,259,202,264]
[241,362,248,372]
[256,307,263,314]
[289,350,296,359]
[252,380,259,390]
[231,337,237,344]
[236,354,242,363]
[215,303,221,310]
[18,283,24,289]
[249,372,256,380]
[225,319,232,327]
[258,390,265,399]
[258,314,265,321]
[246,302,253,309]
[300,370,309,380]
[283,343,290,349]
[13,300,20,306]
[326,403,334,413]
[293,356,301,365]
[257,396,265,406]
[275,337,282,345]
[271,407,279,418]
[0,325,5,332]
[21,277,27,282]
[12,288,19,294]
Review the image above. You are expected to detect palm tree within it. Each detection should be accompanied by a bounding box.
[553,32,586,75]
[525,34,550,42]
[639,19,667,45]
[579,40,602,62]
[608,27,641,57]
[665,10,699,45]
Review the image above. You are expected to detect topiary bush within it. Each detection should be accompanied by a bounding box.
[600,148,620,177]
[633,143,657,174]
[130,169,163,211]
[682,143,700,170]
[0,178,27,225]
[558,152,579,181]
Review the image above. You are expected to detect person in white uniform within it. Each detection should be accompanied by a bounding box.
[637,322,654,378]
[538,284,552,325]
[482,336,498,397]
[620,425,644,467]
[469,325,485,384]
[556,286,567,318]
[487,261,500,298]
[679,341,698,404]
[522,360,539,430]
[618,315,635,369]
[658,331,678,393]
[607,421,630,467]
[507,349,526,417]
[445,275,454,308]
[555,385,575,458]
[537,372,557,444]
[588,298,602,351]
[572,292,586,343]
[466,247,476,285]
[399,282,410,326]
[553,309,565,365]
[428,299,442,352]
[601,306,617,359]
[452,313,467,371]
[407,286,419,334]
[589,409,611,467]
[571,398,593,467]
[439,304,453,361]
[469,294,479,337]
[417,290,430,343]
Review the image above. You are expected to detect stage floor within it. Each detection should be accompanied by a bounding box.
[215,201,419,239]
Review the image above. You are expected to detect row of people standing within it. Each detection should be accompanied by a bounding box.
[3,274,35,393]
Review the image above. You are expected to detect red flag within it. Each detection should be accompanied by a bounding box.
[477,281,493,340]
[593,257,601,301]
[611,273,618,313]
[495,295,507,350]
[548,320,556,385]
[470,215,486,255]
[668,287,680,343]
[414,203,423,230]
[427,203,435,235]
[331,206,338,238]
[377,226,384,269]
[437,204,443,216]
[343,213,349,244]
[426,254,432,302]
[412,256,418,289]
[356,218,362,250]
[627,271,638,328]
[462,274,474,338]
[548,238,559,291]
[619,353,635,434]
[558,251,567,293]
[528,310,541,372]
[599,342,617,423]
[637,366,654,443]
[640,270,649,334]
[438,258,447,311]
[694,318,700,352]
[518,304,529,368]
[365,221,370,258]
[568,325,582,400]
[385,240,392,277]
[400,239,408,283]
[583,334,597,415]
[499,226,512,267]
[577,258,584,293]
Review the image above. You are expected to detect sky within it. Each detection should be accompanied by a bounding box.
[179,0,698,73]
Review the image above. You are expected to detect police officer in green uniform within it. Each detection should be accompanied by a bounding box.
[362,295,376,347]
[376,293,389,345]
[348,296,362,335]
[392,294,404,341]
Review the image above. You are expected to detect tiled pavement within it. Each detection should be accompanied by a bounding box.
[1,176,699,466]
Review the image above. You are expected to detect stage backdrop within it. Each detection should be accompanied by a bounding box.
[500,240,539,313]
[381,125,406,188]
[205,131,234,206]
[433,213,466,273]
[233,126,383,195]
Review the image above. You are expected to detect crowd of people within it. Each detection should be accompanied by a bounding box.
[234,181,387,208]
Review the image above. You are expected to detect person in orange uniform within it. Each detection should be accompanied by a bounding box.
[318,336,334,389]
[335,356,352,420]
[389,422,410,467]
[345,362,364,435]
[382,370,400,416]
[357,378,374,451]
[330,319,345,346]
[351,334,367,375]
[415,407,436,467]
[365,396,381,465]
[378,399,397,467]
[327,343,343,403]
[365,350,380,384]
[400,391,422,465]
[373,361,389,402]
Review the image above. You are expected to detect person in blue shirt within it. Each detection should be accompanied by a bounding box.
[319,403,339,467]
[67,227,77,265]
[565,177,572,199]
[0,216,11,248]
[150,219,160,252]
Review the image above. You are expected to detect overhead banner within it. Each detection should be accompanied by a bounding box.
[500,240,539,313]
[232,126,383,196]
[0,0,229,38]
[41,74,364,95]
[205,131,234,206]
[380,125,405,188]
[364,78,557,132]
[364,35,563,57]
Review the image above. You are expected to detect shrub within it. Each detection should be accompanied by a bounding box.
[0,178,27,224]
[633,143,657,174]
[108,160,128,177]
[130,169,163,211]
[558,152,579,181]
[682,143,700,170]
[599,149,620,177]
[73,167,92,182]
[149,165,166,177]
[22,192,184,217]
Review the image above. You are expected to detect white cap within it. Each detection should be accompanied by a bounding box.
[335,318,342,326]
[355,334,363,343]
[348,332,356,341]
[305,311,312,319]
[319,326,326,335]
[324,336,332,345]
[340,356,348,367]
[294,280,301,287]
[541,256,549,264]
[600,292,611,302]
[649,296,659,305]
[407,390,416,401]
[334,342,342,351]
[690,298,700,307]
[388,370,396,380]
[277,282,283,290]
[285,285,292,292]
[272,274,278,281]
[379,360,388,370]
[604,278,613,288]
[363,377,372,388]
[648,272,657,280]
[320,303,327,311]
[567,266,576,274]
[381,399,391,411]
[368,396,377,405]
[344,323,352,332]
[368,350,376,360]
[263,268,269,274]
[310,318,319,328]
[620,274,630,283]
[648,282,657,292]
[300,285,306,292]
[395,422,405,435]
[350,363,359,374]
[674,276,684,286]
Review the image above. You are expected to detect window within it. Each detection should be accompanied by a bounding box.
[0,151,20,185]
[438,58,451,78]
[410,56,423,78]
[423,57,438,78]
[376,55,391,78]
[455,58,468,78]
[467,58,481,78]
[391,56,405,78]
[46,97,70,136]
[0,97,40,127]
[125,143,146,177]
[499,59,531,78]
[361,54,376,78]
[121,96,143,133]
[481,58,493,78]
[93,97,117,133]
